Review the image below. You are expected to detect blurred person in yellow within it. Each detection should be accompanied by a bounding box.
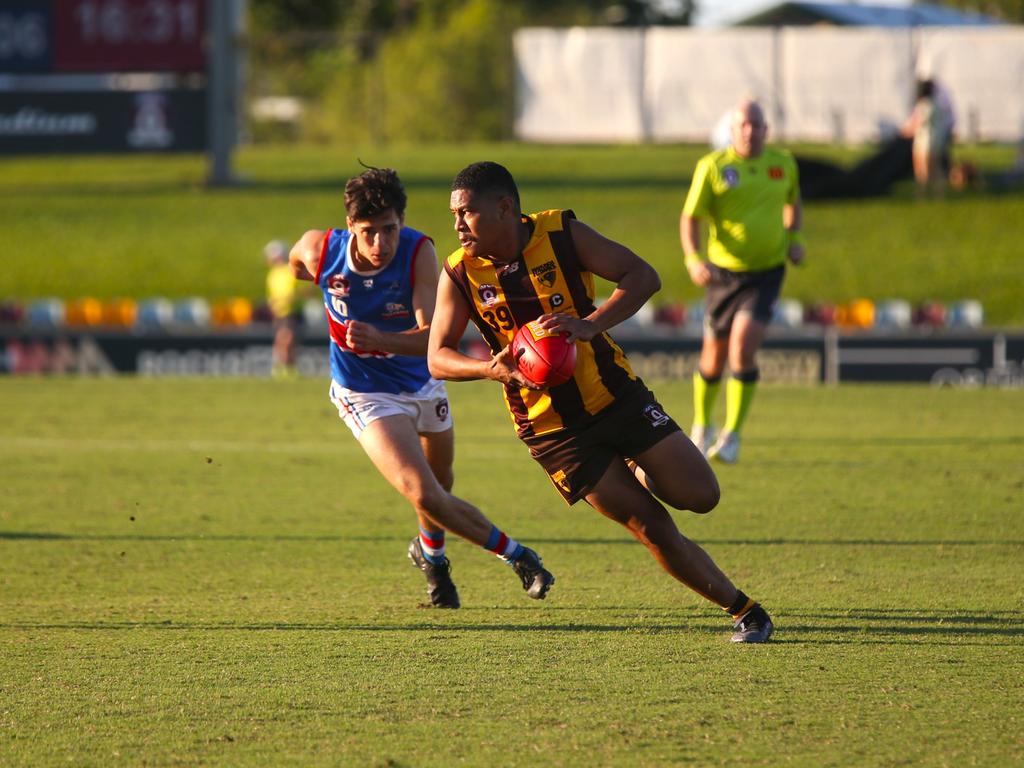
[681,99,805,464]
[265,239,304,378]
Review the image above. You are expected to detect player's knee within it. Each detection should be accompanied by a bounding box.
[689,477,720,514]
[434,468,455,493]
[407,484,448,517]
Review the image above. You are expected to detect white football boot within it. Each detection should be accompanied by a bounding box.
[707,430,740,464]
[690,424,716,456]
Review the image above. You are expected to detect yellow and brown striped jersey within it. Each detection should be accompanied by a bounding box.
[444,209,642,438]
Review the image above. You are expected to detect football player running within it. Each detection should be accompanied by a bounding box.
[427,161,773,642]
[289,166,553,609]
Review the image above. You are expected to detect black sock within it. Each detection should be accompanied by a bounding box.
[726,590,756,618]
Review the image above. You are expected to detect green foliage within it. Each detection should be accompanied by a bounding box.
[246,1,697,144]
[308,0,516,143]
[937,0,1024,22]
[1,378,1022,765]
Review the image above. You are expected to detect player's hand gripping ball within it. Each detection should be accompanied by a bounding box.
[511,320,577,388]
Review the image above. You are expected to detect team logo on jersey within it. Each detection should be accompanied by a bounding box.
[327,274,350,296]
[768,166,784,180]
[478,284,499,306]
[550,469,572,495]
[643,404,670,428]
[381,302,410,319]
[532,260,557,288]
[723,166,740,187]
[435,399,450,421]
[550,293,564,308]
[386,281,402,293]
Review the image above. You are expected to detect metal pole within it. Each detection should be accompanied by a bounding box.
[207,0,241,186]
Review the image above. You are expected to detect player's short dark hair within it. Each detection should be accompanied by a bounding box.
[451,161,520,211]
[344,167,407,221]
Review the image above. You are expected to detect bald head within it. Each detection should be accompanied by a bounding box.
[730,100,768,158]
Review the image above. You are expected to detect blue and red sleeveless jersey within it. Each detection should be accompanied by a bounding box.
[314,226,433,394]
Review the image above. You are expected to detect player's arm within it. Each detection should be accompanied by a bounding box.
[784,196,806,266]
[346,239,438,357]
[427,270,539,389]
[289,230,325,282]
[681,159,714,287]
[536,219,660,343]
[681,214,712,287]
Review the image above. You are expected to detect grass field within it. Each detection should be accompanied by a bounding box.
[2,377,1022,766]
[3,141,1023,324]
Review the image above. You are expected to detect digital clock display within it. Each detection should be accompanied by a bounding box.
[53,0,205,72]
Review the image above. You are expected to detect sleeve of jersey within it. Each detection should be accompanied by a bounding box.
[314,229,337,287]
[787,154,801,204]
[682,158,713,217]
[442,252,473,306]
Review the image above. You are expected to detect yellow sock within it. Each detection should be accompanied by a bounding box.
[692,370,721,427]
[724,369,759,434]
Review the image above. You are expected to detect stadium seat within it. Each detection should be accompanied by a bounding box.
[251,301,275,324]
[653,301,686,328]
[835,299,875,329]
[617,301,655,331]
[913,301,947,327]
[302,298,327,328]
[773,298,804,328]
[685,300,706,332]
[211,297,253,326]
[136,299,175,329]
[0,300,24,325]
[65,298,104,326]
[947,300,984,329]
[172,298,211,327]
[803,301,836,326]
[101,298,138,327]
[25,299,65,328]
[874,299,912,330]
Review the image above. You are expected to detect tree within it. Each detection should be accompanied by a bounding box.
[931,0,1024,22]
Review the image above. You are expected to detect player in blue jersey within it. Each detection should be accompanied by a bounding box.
[288,167,553,608]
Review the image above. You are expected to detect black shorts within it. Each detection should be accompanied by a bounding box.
[522,386,681,505]
[273,311,304,332]
[704,264,785,338]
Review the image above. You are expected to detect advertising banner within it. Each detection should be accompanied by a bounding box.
[0,88,206,153]
[3,329,1021,387]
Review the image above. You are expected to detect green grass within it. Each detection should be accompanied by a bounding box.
[1,377,1022,766]
[2,142,1023,324]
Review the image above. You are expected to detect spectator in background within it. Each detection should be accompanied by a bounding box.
[681,99,804,464]
[265,239,303,378]
[903,79,951,197]
[932,79,956,176]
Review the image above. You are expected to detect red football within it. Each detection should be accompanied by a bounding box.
[511,320,577,388]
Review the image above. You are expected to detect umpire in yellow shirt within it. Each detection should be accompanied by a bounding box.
[681,99,805,463]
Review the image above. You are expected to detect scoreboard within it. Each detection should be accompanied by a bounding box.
[1,0,204,73]
[0,0,210,153]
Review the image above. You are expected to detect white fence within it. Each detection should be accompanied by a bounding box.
[514,26,1024,143]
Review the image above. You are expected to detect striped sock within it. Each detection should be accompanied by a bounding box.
[726,590,756,620]
[485,525,525,563]
[419,526,446,565]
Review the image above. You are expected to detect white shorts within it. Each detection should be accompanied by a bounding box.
[329,378,452,439]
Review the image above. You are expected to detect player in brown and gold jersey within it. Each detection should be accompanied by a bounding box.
[428,161,774,643]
